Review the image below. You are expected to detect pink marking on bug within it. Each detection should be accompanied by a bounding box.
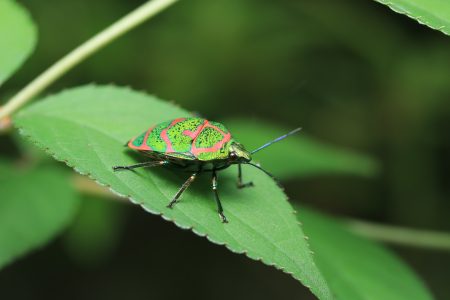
[136,128,154,151]
[183,120,207,139]
[191,133,231,155]
[127,139,136,149]
[128,138,151,150]
[160,118,186,152]
[190,121,232,156]
[141,127,154,149]
[127,126,154,150]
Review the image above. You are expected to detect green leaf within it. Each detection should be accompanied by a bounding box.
[225,118,378,178]
[0,161,80,269]
[299,207,434,300]
[0,0,37,86]
[374,0,450,36]
[15,85,333,300]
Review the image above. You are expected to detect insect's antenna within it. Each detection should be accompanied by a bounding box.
[250,127,302,154]
[244,162,282,188]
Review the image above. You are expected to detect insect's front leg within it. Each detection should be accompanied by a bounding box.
[113,160,167,171]
[237,164,254,189]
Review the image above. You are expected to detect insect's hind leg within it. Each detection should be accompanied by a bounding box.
[212,170,228,223]
[237,164,254,189]
[113,160,167,171]
[167,172,198,208]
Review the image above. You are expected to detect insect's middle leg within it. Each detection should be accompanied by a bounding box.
[237,164,254,189]
[212,170,228,223]
[167,172,198,208]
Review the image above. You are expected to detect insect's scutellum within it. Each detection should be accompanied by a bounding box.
[113,117,301,223]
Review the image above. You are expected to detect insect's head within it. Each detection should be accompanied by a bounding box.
[228,141,252,163]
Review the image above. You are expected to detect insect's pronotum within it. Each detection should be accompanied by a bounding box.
[113,117,300,223]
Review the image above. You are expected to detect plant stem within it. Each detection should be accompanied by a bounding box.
[346,219,450,252]
[0,0,179,120]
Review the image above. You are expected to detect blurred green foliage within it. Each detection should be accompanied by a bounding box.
[0,160,79,269]
[300,206,433,300]
[226,118,379,178]
[0,0,36,85]
[63,195,127,266]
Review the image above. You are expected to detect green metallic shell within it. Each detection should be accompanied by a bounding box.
[147,120,171,152]
[128,117,234,161]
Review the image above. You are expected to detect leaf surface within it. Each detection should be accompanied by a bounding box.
[15,85,332,299]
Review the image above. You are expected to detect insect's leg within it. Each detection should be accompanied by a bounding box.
[237,164,254,189]
[212,170,228,223]
[167,172,198,208]
[113,161,167,171]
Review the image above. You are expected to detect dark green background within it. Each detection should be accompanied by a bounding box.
[1,0,450,299]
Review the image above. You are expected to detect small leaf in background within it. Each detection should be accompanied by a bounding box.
[0,0,37,86]
[374,0,450,36]
[299,206,433,300]
[15,85,333,300]
[63,195,128,266]
[226,118,379,179]
[0,161,80,269]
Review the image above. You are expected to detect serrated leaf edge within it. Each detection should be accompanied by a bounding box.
[374,0,449,36]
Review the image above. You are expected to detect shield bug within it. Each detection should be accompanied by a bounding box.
[113,117,300,223]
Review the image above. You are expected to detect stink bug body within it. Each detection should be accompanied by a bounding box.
[113,117,300,223]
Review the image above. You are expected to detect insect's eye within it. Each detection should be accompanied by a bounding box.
[230,151,237,158]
